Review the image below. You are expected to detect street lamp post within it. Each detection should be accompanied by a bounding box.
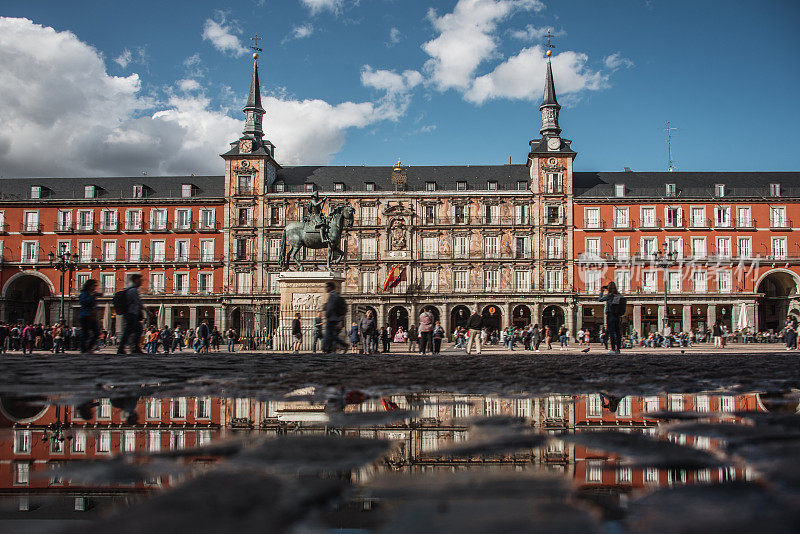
[48,250,79,324]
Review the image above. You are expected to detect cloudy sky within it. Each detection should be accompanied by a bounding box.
[0,0,798,177]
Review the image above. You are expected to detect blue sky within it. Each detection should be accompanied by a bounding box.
[0,0,798,177]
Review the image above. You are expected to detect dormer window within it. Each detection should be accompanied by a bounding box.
[305,183,315,192]
[614,184,625,197]
[334,182,344,192]
[84,185,97,199]
[770,183,781,197]
[517,181,528,191]
[665,183,677,197]
[181,184,193,198]
[487,181,498,191]
[714,184,725,197]
[456,181,467,191]
[132,185,144,198]
[365,182,375,192]
[30,186,42,199]
[426,182,436,192]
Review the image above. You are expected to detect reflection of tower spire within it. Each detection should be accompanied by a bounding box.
[539,31,561,137]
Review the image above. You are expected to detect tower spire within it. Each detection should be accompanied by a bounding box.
[242,42,265,140]
[539,31,561,137]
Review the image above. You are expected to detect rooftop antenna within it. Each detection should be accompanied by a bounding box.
[665,121,678,172]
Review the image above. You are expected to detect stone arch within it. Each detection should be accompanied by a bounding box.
[754,268,800,296]
[541,304,565,333]
[756,269,800,331]
[2,271,55,324]
[2,270,55,298]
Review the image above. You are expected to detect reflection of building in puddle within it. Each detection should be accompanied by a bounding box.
[0,392,765,517]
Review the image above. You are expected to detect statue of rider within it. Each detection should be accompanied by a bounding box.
[307,190,329,244]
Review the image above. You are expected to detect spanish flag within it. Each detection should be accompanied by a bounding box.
[382,264,407,291]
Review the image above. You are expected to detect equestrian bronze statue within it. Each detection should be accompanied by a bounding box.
[279,199,355,271]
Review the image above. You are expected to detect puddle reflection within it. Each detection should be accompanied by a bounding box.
[0,390,796,532]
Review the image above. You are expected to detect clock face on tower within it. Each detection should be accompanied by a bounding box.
[547,137,560,151]
[239,139,253,153]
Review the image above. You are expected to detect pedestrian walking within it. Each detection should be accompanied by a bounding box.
[407,324,419,352]
[348,322,360,353]
[532,324,541,351]
[173,326,184,352]
[312,312,324,353]
[323,281,348,354]
[115,274,144,354]
[21,324,35,354]
[292,313,303,354]
[559,325,568,350]
[78,278,102,353]
[599,281,625,354]
[380,325,391,353]
[226,327,237,352]
[432,321,445,354]
[358,310,377,354]
[465,307,483,355]
[418,310,434,354]
[195,319,210,353]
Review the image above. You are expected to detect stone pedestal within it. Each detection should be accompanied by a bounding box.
[276,271,344,351]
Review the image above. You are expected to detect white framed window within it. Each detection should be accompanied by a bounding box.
[99,398,112,419]
[513,204,529,224]
[715,206,731,228]
[14,430,31,454]
[584,270,602,293]
[101,210,117,231]
[695,395,710,413]
[454,235,469,258]
[171,397,187,419]
[199,239,215,262]
[101,240,116,262]
[236,174,253,195]
[484,236,499,258]
[613,207,629,228]
[233,398,250,419]
[150,209,167,231]
[23,210,39,232]
[644,468,660,485]
[22,241,39,263]
[101,273,115,293]
[668,271,682,292]
[181,184,193,198]
[57,210,72,231]
[126,209,143,231]
[546,269,562,291]
[72,431,87,453]
[76,273,90,290]
[14,462,30,486]
[31,185,42,199]
[642,270,657,293]
[425,181,436,192]
[360,205,378,225]
[84,185,96,198]
[771,206,787,228]
[736,206,752,227]
[614,184,625,197]
[769,183,781,197]
[737,237,752,258]
[584,207,601,229]
[692,271,707,293]
[171,430,186,450]
[668,394,684,412]
[665,206,682,228]
[691,237,706,259]
[546,235,562,259]
[515,270,531,291]
[123,431,137,453]
[274,181,285,193]
[614,270,631,292]
[361,237,378,260]
[455,181,467,191]
[690,206,706,227]
[719,396,735,413]
[546,396,563,419]
[360,270,377,293]
[614,237,630,260]
[587,394,603,417]
[665,183,677,197]
[196,397,212,419]
[175,209,191,230]
[644,396,660,413]
[487,180,498,191]
[133,184,144,198]
[148,430,161,452]
[484,269,499,291]
[584,237,601,259]
[77,240,92,262]
[772,237,787,259]
[716,237,731,259]
[484,204,500,224]
[640,206,656,228]
[174,272,189,294]
[514,236,530,258]
[198,272,214,294]
[199,209,215,229]
[151,240,166,262]
[617,466,633,483]
[150,272,165,294]
[236,271,252,293]
[146,398,162,420]
[641,237,657,259]
[174,239,190,261]
[545,173,561,194]
[714,183,725,197]
[421,270,437,292]
[126,240,141,262]
[97,431,111,453]
[454,270,468,292]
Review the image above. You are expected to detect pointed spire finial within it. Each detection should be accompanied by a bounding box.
[539,33,561,137]
[242,42,265,140]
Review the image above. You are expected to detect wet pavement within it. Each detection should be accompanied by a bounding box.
[1,352,798,533]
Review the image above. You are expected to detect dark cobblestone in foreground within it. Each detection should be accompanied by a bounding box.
[1,350,798,398]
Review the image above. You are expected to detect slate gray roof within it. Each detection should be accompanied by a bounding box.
[573,171,800,199]
[275,165,532,192]
[0,176,224,201]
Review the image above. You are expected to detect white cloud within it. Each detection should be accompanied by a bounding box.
[466,46,608,104]
[114,48,132,68]
[421,0,545,92]
[0,17,408,176]
[509,24,564,42]
[604,52,634,71]
[387,27,402,46]
[361,66,422,95]
[113,46,147,69]
[202,14,249,57]
[283,23,315,44]
[300,0,344,15]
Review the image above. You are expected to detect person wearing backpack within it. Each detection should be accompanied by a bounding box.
[115,274,144,355]
[323,281,348,354]
[599,281,625,355]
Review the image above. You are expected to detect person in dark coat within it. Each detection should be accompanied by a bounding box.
[292,313,303,354]
[323,281,348,354]
[78,278,102,353]
[358,310,377,354]
[380,325,391,353]
[599,281,624,354]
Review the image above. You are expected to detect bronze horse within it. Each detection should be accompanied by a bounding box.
[279,205,355,270]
